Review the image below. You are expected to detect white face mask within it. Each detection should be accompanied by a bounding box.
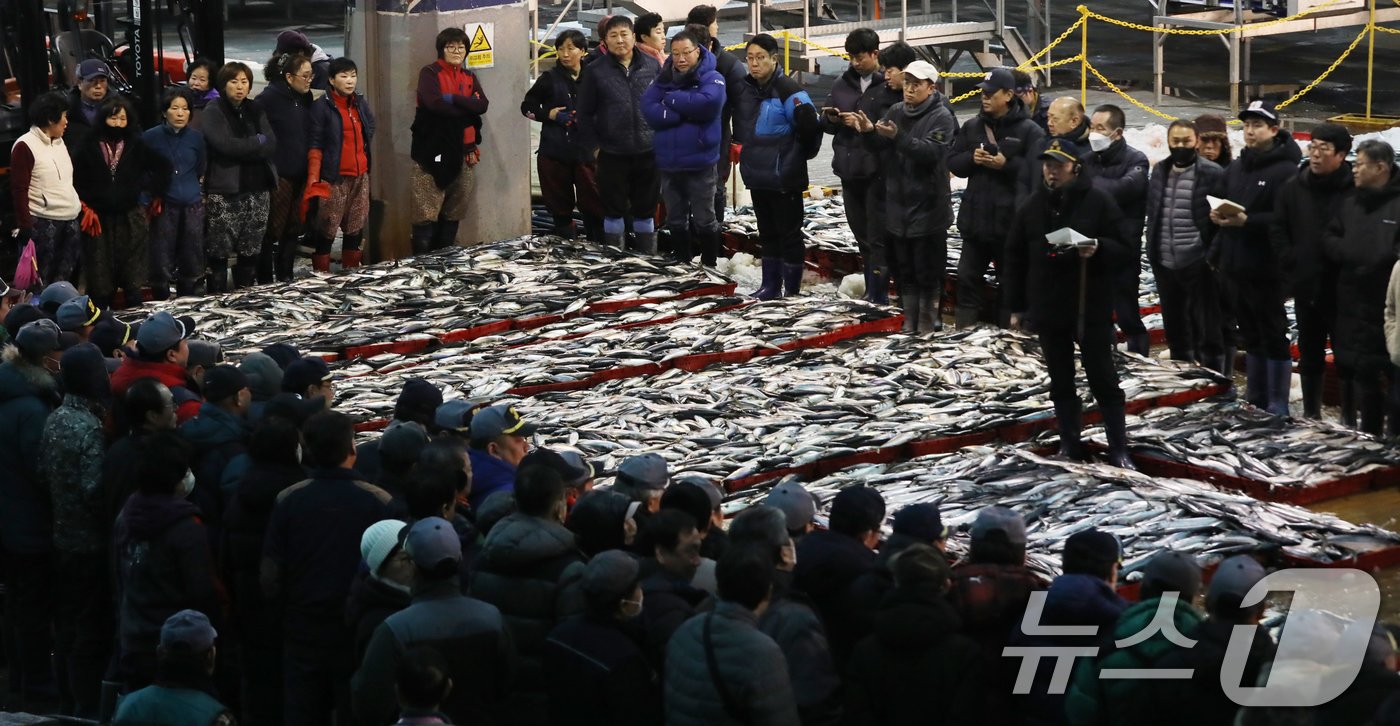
[296,444,304,464]
[1088,132,1112,153]
[177,469,196,499]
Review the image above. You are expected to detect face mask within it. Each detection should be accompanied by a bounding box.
[620,598,643,620]
[1088,132,1112,153]
[296,444,303,464]
[177,469,196,499]
[1169,146,1198,167]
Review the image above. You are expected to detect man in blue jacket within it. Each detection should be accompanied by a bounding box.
[466,404,536,510]
[642,28,727,266]
[577,15,662,252]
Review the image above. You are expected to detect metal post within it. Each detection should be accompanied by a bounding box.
[901,0,908,41]
[1154,28,1164,105]
[1367,0,1376,118]
[532,5,539,79]
[1079,5,1087,107]
[1229,1,1242,114]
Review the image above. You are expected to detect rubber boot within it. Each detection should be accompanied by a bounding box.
[149,281,170,302]
[1300,375,1323,420]
[699,230,720,267]
[900,285,920,333]
[551,215,577,239]
[918,289,941,333]
[1054,399,1084,461]
[582,217,604,244]
[955,306,979,329]
[1265,359,1293,417]
[432,219,460,250]
[861,264,876,303]
[1340,379,1358,428]
[668,227,692,263]
[634,231,658,255]
[1387,402,1400,440]
[276,232,300,281]
[175,278,198,297]
[206,258,229,294]
[1100,403,1136,470]
[868,267,890,305]
[753,258,782,300]
[781,262,804,297]
[341,233,363,269]
[1126,332,1151,356]
[603,232,626,249]
[311,253,332,273]
[232,256,258,289]
[1244,354,1268,409]
[410,223,435,255]
[1221,346,1239,394]
[256,238,277,284]
[1359,382,1385,436]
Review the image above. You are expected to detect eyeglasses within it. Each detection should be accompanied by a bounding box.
[443,43,467,52]
[1307,143,1336,156]
[293,71,313,80]
[670,47,698,57]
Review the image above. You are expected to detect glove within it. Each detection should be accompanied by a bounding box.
[255,133,268,145]
[729,143,742,164]
[466,148,481,167]
[555,109,574,125]
[299,150,329,222]
[80,204,102,237]
[146,197,164,220]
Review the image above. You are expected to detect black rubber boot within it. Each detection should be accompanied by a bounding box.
[1245,354,1268,408]
[1359,381,1385,436]
[900,285,920,333]
[868,267,890,305]
[1101,403,1136,470]
[753,258,782,300]
[206,258,229,294]
[1301,375,1323,420]
[1265,359,1293,417]
[256,239,277,285]
[276,232,300,281]
[232,256,258,290]
[699,230,720,267]
[1126,332,1151,356]
[551,215,577,239]
[1340,379,1358,429]
[781,262,804,297]
[603,232,626,249]
[410,223,435,256]
[668,227,692,263]
[1054,399,1084,461]
[432,219,461,250]
[634,231,658,255]
[918,289,941,333]
[149,281,170,301]
[582,217,604,244]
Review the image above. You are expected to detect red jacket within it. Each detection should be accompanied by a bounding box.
[110,357,203,423]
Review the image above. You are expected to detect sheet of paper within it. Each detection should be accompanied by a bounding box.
[1208,195,1246,216]
[1046,227,1095,249]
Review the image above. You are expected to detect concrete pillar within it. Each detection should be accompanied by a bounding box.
[350,0,532,261]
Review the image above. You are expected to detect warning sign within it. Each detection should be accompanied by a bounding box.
[466,22,493,69]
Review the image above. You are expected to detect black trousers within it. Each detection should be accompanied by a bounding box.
[1229,275,1291,360]
[1038,322,1126,409]
[842,177,887,271]
[956,234,1005,325]
[890,230,948,293]
[1154,260,1223,362]
[1215,268,1240,354]
[751,189,805,264]
[1294,279,1335,378]
[283,639,353,726]
[1113,236,1147,335]
[2,550,54,697]
[597,151,659,221]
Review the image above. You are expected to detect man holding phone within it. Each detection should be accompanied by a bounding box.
[948,67,1045,328]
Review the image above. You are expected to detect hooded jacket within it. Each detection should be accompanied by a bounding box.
[822,67,888,182]
[577,49,661,155]
[0,351,60,554]
[41,392,108,554]
[663,601,801,726]
[1324,166,1400,376]
[467,448,516,511]
[1274,161,1354,301]
[544,612,662,726]
[949,98,1046,241]
[733,72,822,192]
[142,122,207,207]
[345,570,412,663]
[865,92,957,237]
[1209,129,1303,277]
[641,46,727,172]
[843,586,984,725]
[522,64,590,163]
[1145,154,1225,269]
[113,492,221,654]
[254,79,314,180]
[201,95,278,196]
[1003,172,1129,330]
[223,458,305,640]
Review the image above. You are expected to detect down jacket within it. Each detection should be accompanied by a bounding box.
[1145,156,1225,269]
[641,46,727,171]
[663,601,801,726]
[1271,161,1353,301]
[577,50,660,155]
[200,95,278,196]
[822,67,888,182]
[732,72,821,192]
[865,92,957,237]
[1209,130,1303,277]
[948,99,1045,242]
[0,352,59,554]
[1324,167,1400,376]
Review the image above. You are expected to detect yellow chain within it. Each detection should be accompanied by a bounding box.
[1376,23,1400,32]
[1082,0,1351,35]
[1025,54,1084,72]
[1020,15,1086,68]
[1276,22,1369,108]
[1083,61,1181,121]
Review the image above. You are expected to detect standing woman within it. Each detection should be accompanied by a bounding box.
[410,27,488,254]
[256,52,315,283]
[201,61,277,292]
[521,29,603,241]
[732,34,821,299]
[72,95,156,310]
[185,58,220,120]
[9,91,83,288]
[143,87,207,299]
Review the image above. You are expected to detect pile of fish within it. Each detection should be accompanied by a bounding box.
[726,447,1400,580]
[333,297,899,419]
[1078,401,1400,492]
[361,328,1224,486]
[144,237,732,358]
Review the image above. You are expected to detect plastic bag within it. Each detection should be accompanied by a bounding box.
[13,239,40,291]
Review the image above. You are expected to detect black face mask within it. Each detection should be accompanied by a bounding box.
[98,122,127,142]
[1169,146,1197,167]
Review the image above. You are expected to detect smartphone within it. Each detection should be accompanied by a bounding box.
[822,106,842,121]
[979,141,999,156]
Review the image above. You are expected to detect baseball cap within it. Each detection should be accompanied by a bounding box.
[261,392,326,426]
[679,475,723,511]
[558,450,596,489]
[203,364,249,403]
[38,281,80,310]
[434,399,479,434]
[78,59,112,82]
[521,447,591,486]
[831,486,886,534]
[470,404,537,440]
[1238,99,1279,125]
[903,60,940,83]
[55,295,103,332]
[239,352,284,401]
[405,516,462,570]
[1309,123,1352,154]
[261,343,302,370]
[1205,554,1266,613]
[89,317,138,357]
[1140,549,1203,603]
[186,340,223,370]
[360,519,407,575]
[582,550,641,605]
[1040,138,1081,164]
[15,318,62,357]
[5,304,45,342]
[977,67,1016,93]
[380,421,430,464]
[616,452,670,492]
[159,609,217,653]
[137,311,195,354]
[1064,528,1122,569]
[893,503,947,542]
[764,481,817,532]
[970,506,1027,545]
[396,378,443,417]
[890,543,952,589]
[282,356,333,394]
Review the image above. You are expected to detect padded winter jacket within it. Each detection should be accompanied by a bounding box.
[948,99,1045,241]
[663,601,801,726]
[641,46,727,172]
[0,353,59,554]
[577,50,660,155]
[1092,138,1150,247]
[822,67,887,182]
[521,65,590,163]
[200,95,277,195]
[1146,156,1224,270]
[732,72,821,192]
[1271,161,1353,301]
[865,93,957,237]
[1324,168,1400,376]
[1209,130,1303,277]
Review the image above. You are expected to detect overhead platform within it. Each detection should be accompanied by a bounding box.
[795,16,1000,59]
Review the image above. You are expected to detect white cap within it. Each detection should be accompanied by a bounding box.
[360,520,407,575]
[903,60,940,82]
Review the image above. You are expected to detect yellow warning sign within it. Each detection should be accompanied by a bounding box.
[466,22,494,69]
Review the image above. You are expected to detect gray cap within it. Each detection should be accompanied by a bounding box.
[470,403,537,440]
[1205,554,1266,613]
[970,506,1027,545]
[380,420,429,464]
[617,453,670,492]
[581,550,641,605]
[138,311,194,354]
[679,475,723,511]
[405,516,461,570]
[159,609,217,653]
[764,481,816,532]
[15,318,62,357]
[1141,550,1203,603]
[239,352,284,401]
[434,399,477,433]
[558,450,596,489]
[38,281,79,309]
[56,295,102,332]
[186,340,223,369]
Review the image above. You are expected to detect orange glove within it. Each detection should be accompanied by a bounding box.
[80,204,102,237]
[466,147,481,167]
[299,150,331,222]
[729,143,742,164]
[145,198,163,220]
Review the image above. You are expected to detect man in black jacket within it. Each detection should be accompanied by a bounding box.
[1272,123,1353,420]
[949,67,1046,327]
[1089,104,1151,354]
[821,29,892,302]
[1004,139,1133,467]
[1145,119,1227,369]
[577,15,662,252]
[521,29,603,241]
[794,485,885,668]
[1210,99,1302,416]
